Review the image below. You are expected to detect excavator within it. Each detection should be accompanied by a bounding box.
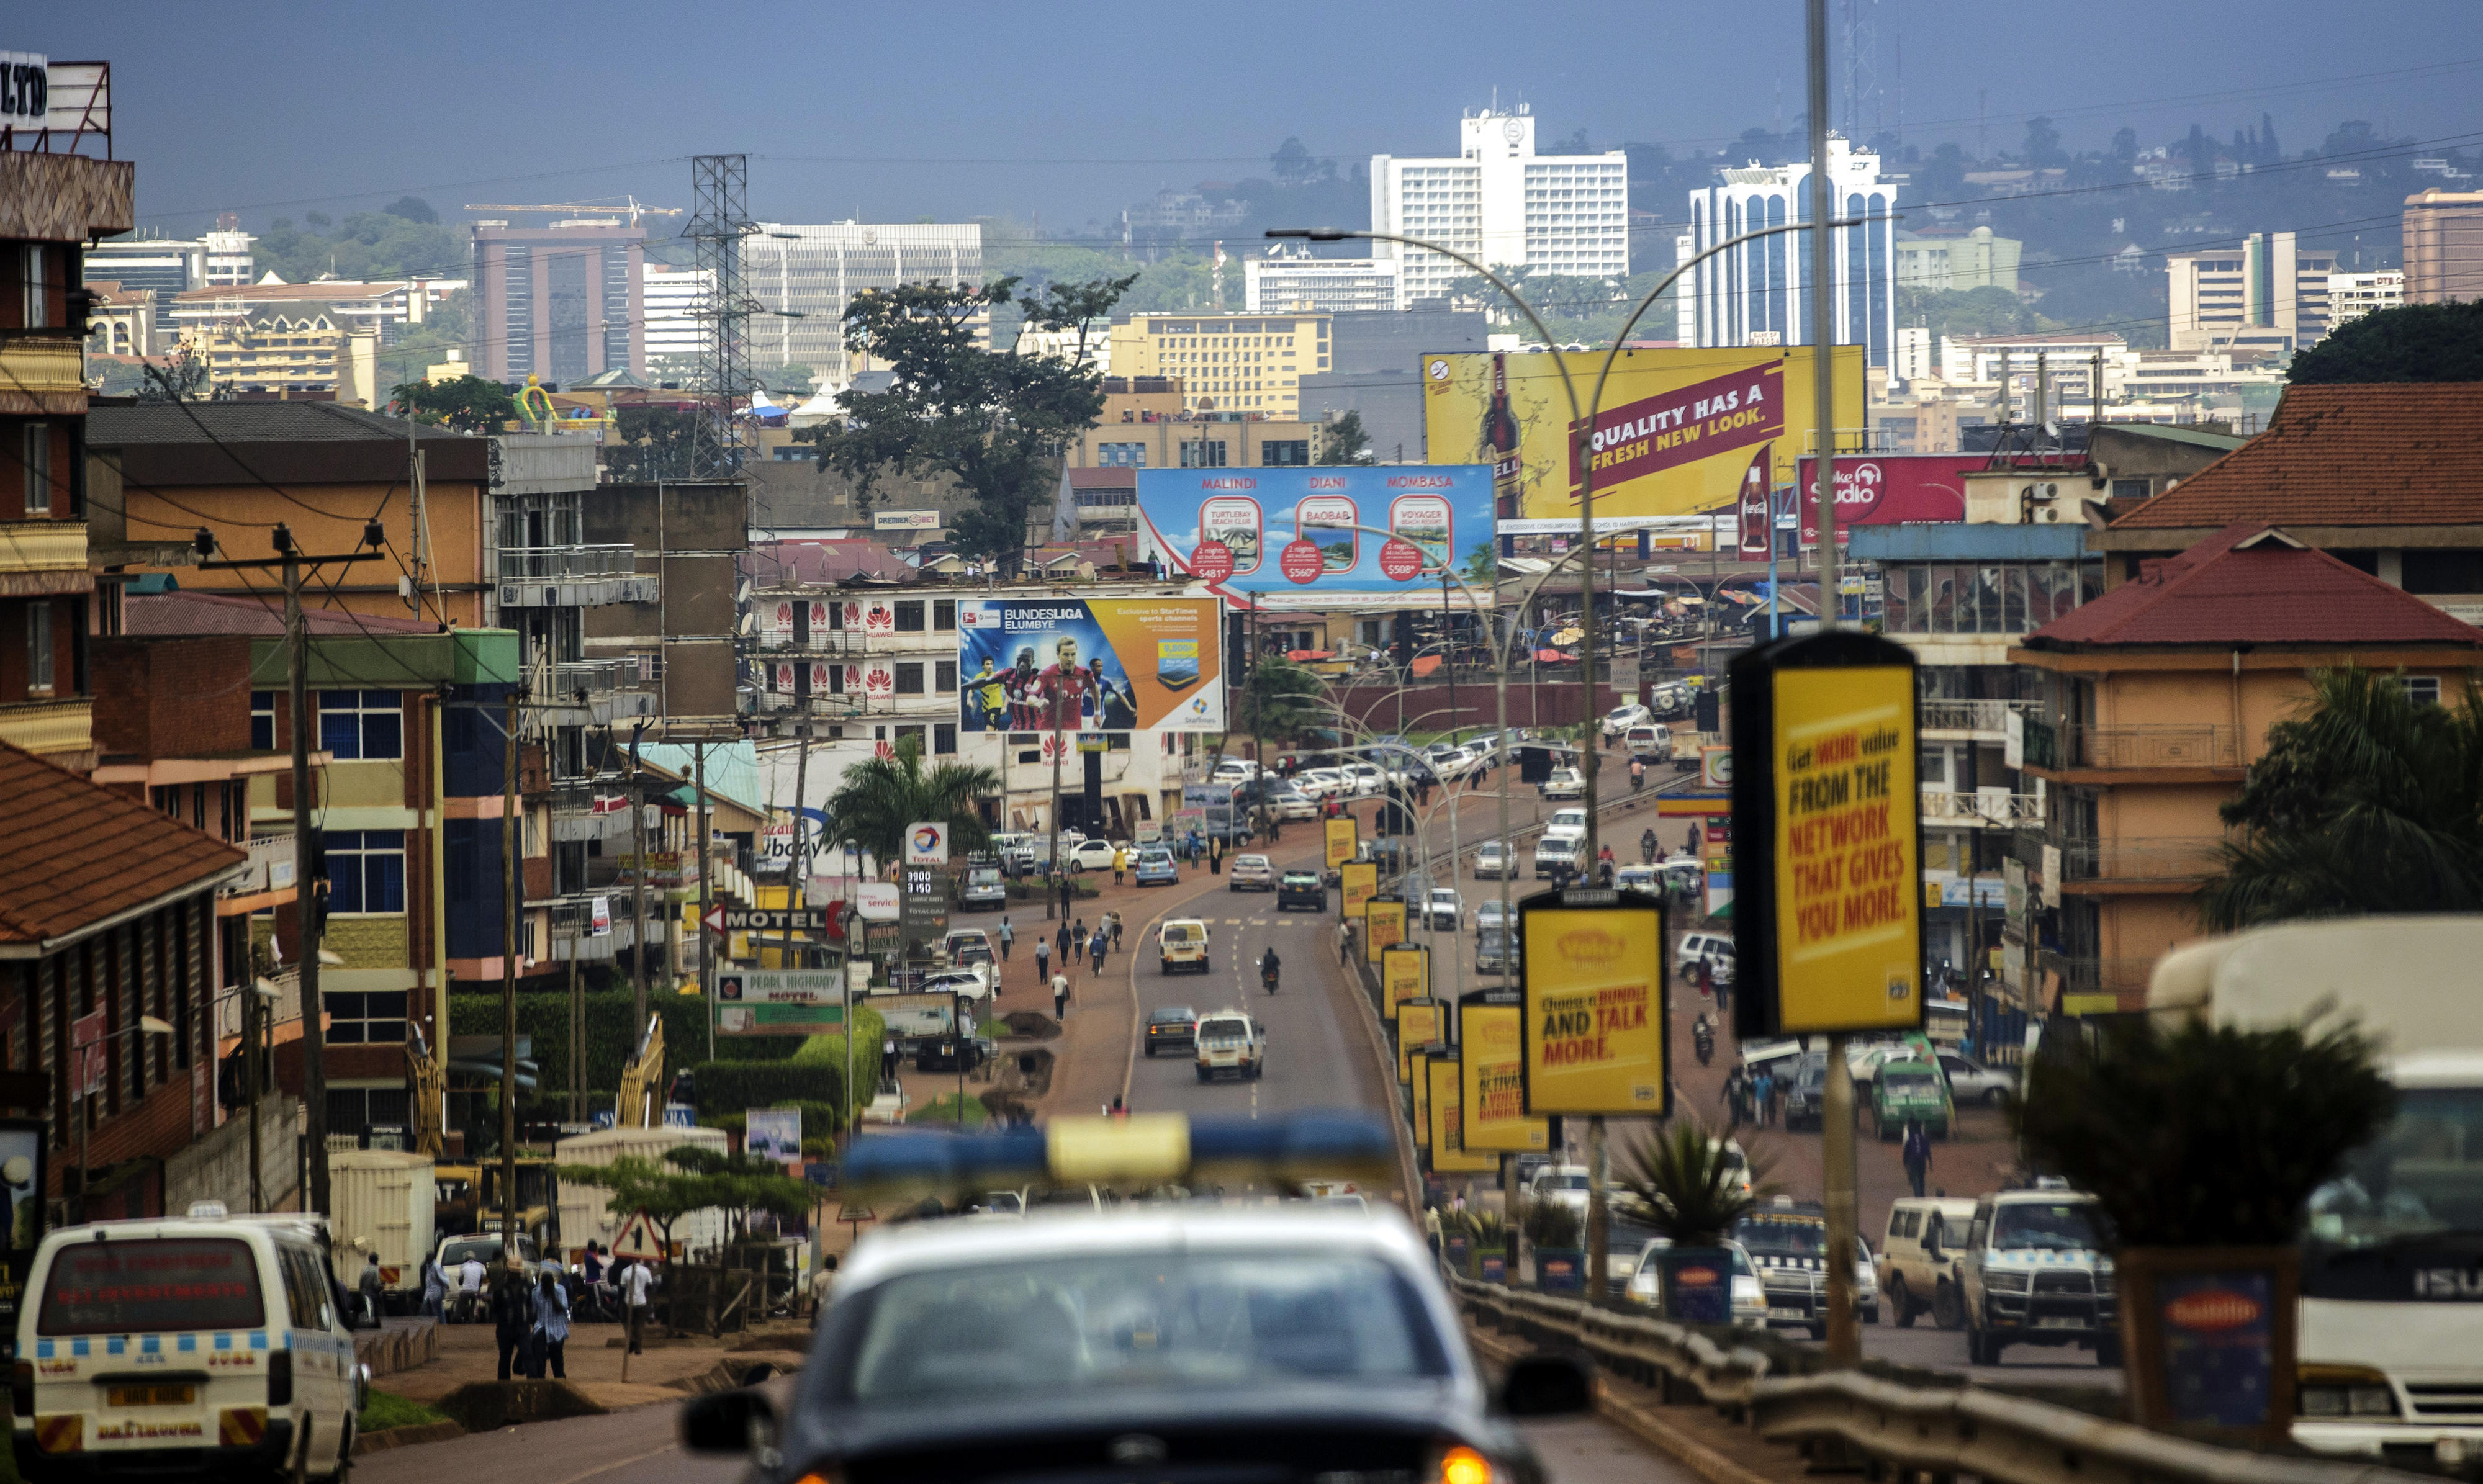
[616,1014,665,1130]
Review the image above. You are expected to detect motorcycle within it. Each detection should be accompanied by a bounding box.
[1693,1022,1715,1066]
[1640,832,1658,865]
[1261,964,1281,994]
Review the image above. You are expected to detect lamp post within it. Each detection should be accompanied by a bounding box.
[73,1015,174,1222]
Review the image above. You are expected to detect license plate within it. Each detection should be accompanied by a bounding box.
[107,1385,194,1408]
[1769,1303,1804,1313]
[2035,1316,2086,1330]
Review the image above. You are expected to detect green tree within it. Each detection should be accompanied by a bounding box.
[2198,667,2483,930]
[1235,657,1330,740]
[807,274,1133,566]
[2022,115,2066,168]
[1317,409,1371,465]
[556,1146,817,1251]
[603,406,703,482]
[819,733,998,868]
[1897,284,2053,340]
[2287,301,2483,385]
[391,374,517,432]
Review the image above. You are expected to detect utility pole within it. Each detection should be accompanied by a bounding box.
[201,524,384,1221]
[501,691,519,1249]
[697,742,714,1061]
[787,721,812,972]
[629,724,650,1028]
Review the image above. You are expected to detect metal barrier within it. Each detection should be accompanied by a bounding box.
[1448,1275,2429,1484]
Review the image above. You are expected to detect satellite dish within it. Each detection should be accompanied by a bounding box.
[2044,421,2061,441]
[738,613,757,636]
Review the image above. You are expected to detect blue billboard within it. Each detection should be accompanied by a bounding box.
[1137,465,1495,609]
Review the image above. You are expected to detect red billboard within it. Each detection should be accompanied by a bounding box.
[1795,454,1981,546]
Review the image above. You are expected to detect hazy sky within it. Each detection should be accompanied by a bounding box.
[28,1,2483,239]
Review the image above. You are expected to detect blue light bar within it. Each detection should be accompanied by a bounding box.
[840,1111,1396,1209]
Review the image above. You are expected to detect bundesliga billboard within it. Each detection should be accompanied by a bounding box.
[1136,466,1495,611]
[1420,346,1865,523]
[957,597,1223,734]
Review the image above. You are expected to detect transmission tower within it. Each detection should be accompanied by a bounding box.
[687,154,754,480]
[1843,0,1881,145]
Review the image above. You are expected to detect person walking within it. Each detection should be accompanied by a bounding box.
[998,917,1013,961]
[1721,1066,1747,1132]
[531,1266,570,1378]
[1902,1118,1933,1199]
[620,1257,658,1356]
[1057,920,1075,963]
[1052,970,1071,1020]
[1687,822,1702,856]
[1112,847,1127,886]
[491,1265,533,1380]
[1034,935,1050,986]
[419,1252,448,1321]
[1209,839,1223,875]
[1752,1067,1775,1128]
[1089,927,1107,976]
[1108,911,1123,953]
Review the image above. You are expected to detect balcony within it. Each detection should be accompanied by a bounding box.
[757,627,876,655]
[548,778,636,844]
[0,521,87,577]
[495,545,659,608]
[223,832,299,897]
[1920,698,2031,740]
[545,894,667,962]
[1920,786,2042,827]
[0,696,92,761]
[2021,719,2241,775]
[2058,835,2229,890]
[0,333,87,408]
[539,657,655,726]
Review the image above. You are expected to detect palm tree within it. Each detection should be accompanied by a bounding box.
[818,734,998,867]
[1618,1120,1772,1247]
[2199,666,2483,931]
[1235,657,1330,740]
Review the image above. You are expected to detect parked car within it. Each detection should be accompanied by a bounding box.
[1210,758,1260,782]
[1338,763,1387,796]
[1425,888,1462,931]
[1936,1050,2019,1107]
[1133,848,1181,886]
[1063,837,1118,872]
[1600,702,1652,738]
[1292,767,1345,799]
[1267,786,1319,821]
[1538,768,1584,802]
[1877,1196,1978,1327]
[1277,870,1327,912]
[1142,1005,1198,1057]
[1473,840,1509,878]
[1227,853,1274,891]
[1674,930,1736,979]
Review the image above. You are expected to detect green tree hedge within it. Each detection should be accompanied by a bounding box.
[446,989,801,1099]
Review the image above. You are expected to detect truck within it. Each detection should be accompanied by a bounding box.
[2148,916,2483,1474]
[552,1124,733,1263]
[327,1148,438,1313]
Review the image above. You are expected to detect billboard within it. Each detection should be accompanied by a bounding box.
[1428,1055,1497,1173]
[1136,467,1495,611]
[1422,347,1864,523]
[714,971,849,1036]
[1382,943,1429,1021]
[1520,896,1670,1115]
[958,598,1223,734]
[1794,453,1980,546]
[872,510,942,531]
[746,1108,802,1171]
[1459,997,1550,1152]
[1398,998,1442,1086]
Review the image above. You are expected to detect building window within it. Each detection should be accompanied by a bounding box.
[1181,440,1228,468]
[22,425,49,515]
[251,691,277,750]
[894,662,926,695]
[328,1085,412,1132]
[894,601,926,632]
[935,660,957,692]
[2403,676,2443,708]
[932,600,957,631]
[933,723,957,755]
[2110,478,2150,500]
[22,246,45,329]
[323,830,407,914]
[895,724,927,753]
[24,601,51,692]
[1261,440,1310,467]
[1098,443,1147,467]
[324,992,408,1045]
[318,690,403,760]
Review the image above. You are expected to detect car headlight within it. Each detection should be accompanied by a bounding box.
[2299,1367,2399,1419]
[1985,1269,2030,1293]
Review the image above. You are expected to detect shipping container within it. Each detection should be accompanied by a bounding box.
[327,1148,438,1310]
[552,1125,732,1263]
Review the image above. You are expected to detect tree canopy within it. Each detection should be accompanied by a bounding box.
[1235,657,1330,740]
[818,732,998,868]
[391,374,518,433]
[553,1145,818,1251]
[2287,300,2483,385]
[603,405,703,482]
[1316,410,1371,465]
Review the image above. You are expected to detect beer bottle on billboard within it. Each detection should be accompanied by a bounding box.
[1485,353,1523,519]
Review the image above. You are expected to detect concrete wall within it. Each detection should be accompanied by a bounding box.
[165,1095,303,1217]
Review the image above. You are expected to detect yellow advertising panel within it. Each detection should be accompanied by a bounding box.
[1460,1000,1551,1152]
[1521,902,1670,1115]
[1382,943,1430,1021]
[1770,665,1921,1032]
[1341,862,1378,915]
[1325,817,1358,868]
[1410,1050,1432,1151]
[1421,346,1864,523]
[1430,1056,1498,1172]
[1398,998,1442,1086]
[1365,899,1405,961]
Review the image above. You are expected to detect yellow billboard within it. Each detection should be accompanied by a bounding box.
[1430,1055,1498,1172]
[1421,346,1865,523]
[1767,664,1922,1032]
[1341,862,1377,915]
[1520,901,1670,1115]
[1460,999,1551,1152]
[1365,899,1405,962]
[1382,943,1429,1022]
[1410,1050,1432,1150]
[1398,998,1442,1086]
[1325,817,1358,868]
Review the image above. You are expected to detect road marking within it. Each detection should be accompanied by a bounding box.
[548,1444,680,1484]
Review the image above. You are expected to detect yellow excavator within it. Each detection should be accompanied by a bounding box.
[616,1014,665,1129]
[406,1026,448,1158]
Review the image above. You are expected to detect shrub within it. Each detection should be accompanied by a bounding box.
[1619,1119,1773,1247]
[1519,1197,1583,1250]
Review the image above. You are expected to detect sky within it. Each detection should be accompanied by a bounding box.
[25,1,2483,241]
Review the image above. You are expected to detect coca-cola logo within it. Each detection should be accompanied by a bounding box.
[2165,1289,2263,1331]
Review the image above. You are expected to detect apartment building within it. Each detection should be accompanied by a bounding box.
[2327,269,2404,328]
[744,222,984,384]
[82,279,155,358]
[1105,312,1332,417]
[168,277,434,345]
[641,261,711,369]
[468,218,645,384]
[1677,135,1899,377]
[2165,232,2335,354]
[1245,243,1400,314]
[189,307,382,404]
[1893,226,2022,294]
[1371,106,1629,310]
[2403,189,2483,304]
[81,227,256,311]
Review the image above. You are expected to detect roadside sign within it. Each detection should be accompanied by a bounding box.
[611,1210,664,1260]
[1324,817,1358,869]
[1519,889,1670,1116]
[1429,1053,1496,1172]
[1700,745,1733,789]
[1381,943,1428,1021]
[1458,992,1550,1151]
[1397,998,1441,1086]
[706,907,830,935]
[1340,861,1377,915]
[903,821,950,865]
[1728,630,1923,1038]
[1364,898,1405,961]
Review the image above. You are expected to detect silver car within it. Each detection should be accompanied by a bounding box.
[1227,853,1274,891]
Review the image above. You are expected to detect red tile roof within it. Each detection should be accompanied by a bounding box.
[0,742,247,951]
[2109,383,2483,530]
[2023,523,2483,649]
[124,590,438,637]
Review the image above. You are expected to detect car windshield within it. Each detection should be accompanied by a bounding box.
[2306,1088,2483,1248]
[1148,1009,1194,1025]
[1735,1216,1828,1257]
[1199,1018,1250,1042]
[1991,1201,2106,1251]
[1883,1070,1939,1094]
[1543,1174,1589,1191]
[845,1248,1448,1398]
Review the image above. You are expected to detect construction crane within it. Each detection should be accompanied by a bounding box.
[462,196,682,226]
[405,1024,448,1158]
[615,1014,666,1130]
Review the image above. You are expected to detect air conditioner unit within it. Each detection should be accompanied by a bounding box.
[2032,506,2063,523]
[2026,482,2060,503]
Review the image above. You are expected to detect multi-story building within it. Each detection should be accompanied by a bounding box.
[580,479,747,721]
[1939,331,2125,421]
[1298,307,1490,464]
[1893,226,2022,294]
[744,222,985,384]
[1245,243,1401,314]
[1370,106,1629,310]
[2403,189,2483,304]
[168,278,434,347]
[1676,135,1901,379]
[80,227,256,312]
[2011,526,2483,1012]
[1079,408,1325,471]
[189,307,381,403]
[1122,189,1251,253]
[2327,269,2405,328]
[1105,311,1332,417]
[467,218,646,384]
[641,262,711,370]
[81,279,155,358]
[2,138,133,774]
[2165,232,2335,354]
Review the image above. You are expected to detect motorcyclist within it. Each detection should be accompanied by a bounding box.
[1640,828,1657,864]
[1692,1012,1715,1066]
[1630,758,1645,793]
[1260,945,1281,992]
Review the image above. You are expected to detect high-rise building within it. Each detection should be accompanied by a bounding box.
[81,228,256,311]
[1104,312,1331,416]
[1675,135,1901,379]
[2165,232,2333,354]
[1245,244,1400,314]
[642,262,712,371]
[1369,106,1628,310]
[742,222,983,383]
[2328,270,2405,329]
[467,218,645,384]
[2404,189,2483,304]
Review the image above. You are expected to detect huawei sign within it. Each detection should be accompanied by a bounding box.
[2165,1289,2263,1331]
[1556,929,1626,963]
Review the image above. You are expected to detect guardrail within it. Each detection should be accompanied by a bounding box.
[1449,1277,2427,1484]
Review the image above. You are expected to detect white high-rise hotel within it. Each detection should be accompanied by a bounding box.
[1676,135,1901,383]
[1369,107,1628,312]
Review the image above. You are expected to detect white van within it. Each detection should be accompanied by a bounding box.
[15,1207,366,1482]
[1876,1195,1978,1326]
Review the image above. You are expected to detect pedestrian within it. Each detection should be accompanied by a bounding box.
[1107,1095,1128,1119]
[456,1251,487,1322]
[1108,911,1123,952]
[1034,936,1050,985]
[1721,1067,1746,1132]
[998,917,1013,960]
[1057,875,1073,919]
[620,1257,657,1356]
[808,1253,839,1330]
[357,1249,386,1327]
[1089,929,1107,974]
[1112,847,1127,885]
[420,1252,448,1321]
[1687,823,1701,856]
[491,1265,533,1380]
[1902,1118,1932,1199]
[1052,970,1070,1020]
[1336,916,1354,964]
[1057,920,1075,962]
[1210,840,1223,875]
[1423,1203,1444,1261]
[533,1263,570,1378]
[1753,1068,1775,1128]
